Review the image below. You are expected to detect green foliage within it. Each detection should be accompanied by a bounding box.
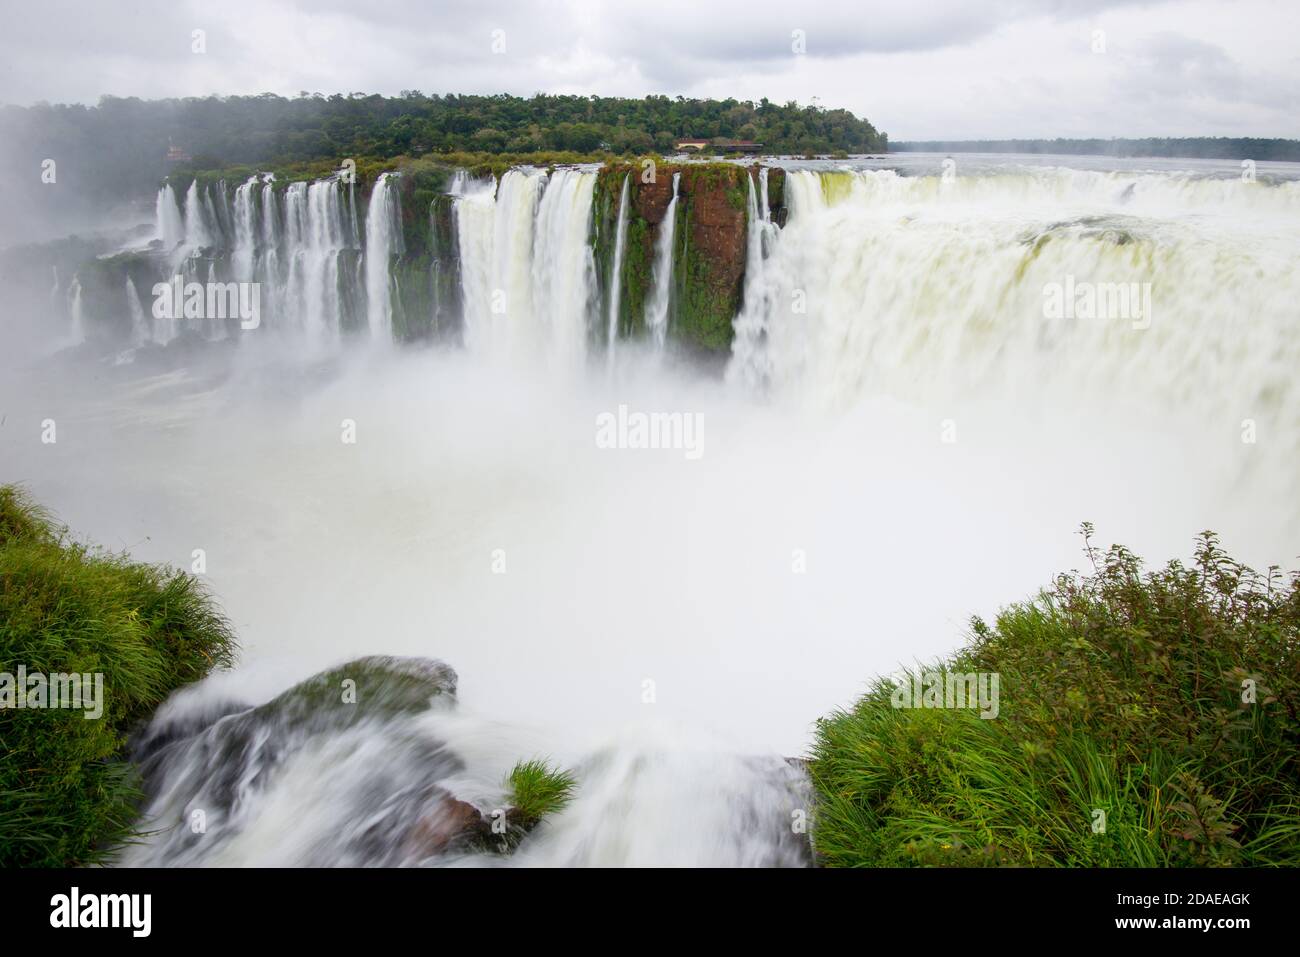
[810,528,1300,867]
[506,758,577,828]
[1,93,885,215]
[0,485,237,867]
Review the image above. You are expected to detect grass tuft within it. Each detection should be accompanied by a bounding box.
[506,758,577,830]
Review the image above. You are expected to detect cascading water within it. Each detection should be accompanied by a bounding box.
[455,167,597,366]
[67,274,83,344]
[283,177,355,345]
[16,155,1300,869]
[533,168,598,370]
[182,181,212,250]
[645,171,681,351]
[364,172,403,342]
[231,175,259,282]
[728,167,1300,432]
[156,184,184,250]
[605,174,630,366]
[125,276,149,346]
[727,168,780,390]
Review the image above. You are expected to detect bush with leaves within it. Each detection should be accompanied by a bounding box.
[0,485,237,866]
[811,526,1300,866]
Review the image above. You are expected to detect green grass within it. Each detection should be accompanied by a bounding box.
[810,526,1300,867]
[0,485,237,867]
[506,759,576,830]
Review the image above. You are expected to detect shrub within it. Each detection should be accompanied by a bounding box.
[810,526,1300,867]
[0,485,237,866]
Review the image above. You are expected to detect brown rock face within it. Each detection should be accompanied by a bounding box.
[634,173,675,225]
[681,167,747,348]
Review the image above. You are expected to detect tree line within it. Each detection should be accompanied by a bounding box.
[1,92,887,208]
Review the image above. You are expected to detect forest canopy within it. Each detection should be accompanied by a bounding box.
[1,91,886,206]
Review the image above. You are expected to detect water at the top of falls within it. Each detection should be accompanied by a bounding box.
[645,171,681,351]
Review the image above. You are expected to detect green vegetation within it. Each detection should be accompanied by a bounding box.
[507,759,577,829]
[810,527,1300,867]
[0,485,237,867]
[2,92,885,212]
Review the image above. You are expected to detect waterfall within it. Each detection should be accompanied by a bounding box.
[125,277,149,346]
[232,176,259,281]
[645,171,681,350]
[605,174,630,364]
[156,184,184,250]
[727,168,780,390]
[455,167,596,365]
[365,172,403,342]
[283,177,353,345]
[67,275,84,344]
[534,168,598,370]
[182,181,212,250]
[727,167,1300,429]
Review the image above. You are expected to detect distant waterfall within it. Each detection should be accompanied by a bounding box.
[454,167,596,366]
[283,177,355,345]
[534,168,598,369]
[67,275,84,344]
[231,176,259,281]
[182,181,212,250]
[156,184,184,250]
[645,171,681,350]
[727,168,780,390]
[365,172,403,342]
[606,174,630,365]
[125,277,149,346]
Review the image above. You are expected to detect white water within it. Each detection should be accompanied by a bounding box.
[729,168,1300,422]
[67,274,83,344]
[456,167,597,368]
[156,184,184,250]
[10,156,1300,867]
[231,176,259,282]
[645,172,680,351]
[284,178,352,347]
[182,181,212,250]
[728,168,780,389]
[606,174,630,366]
[365,172,403,342]
[124,276,149,346]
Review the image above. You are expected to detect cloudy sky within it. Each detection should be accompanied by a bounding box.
[1,0,1296,139]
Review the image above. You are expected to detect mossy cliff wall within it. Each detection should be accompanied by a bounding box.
[593,162,782,355]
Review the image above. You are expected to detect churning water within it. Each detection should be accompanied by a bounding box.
[3,155,1297,866]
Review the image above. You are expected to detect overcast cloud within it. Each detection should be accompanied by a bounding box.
[1,0,1295,139]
